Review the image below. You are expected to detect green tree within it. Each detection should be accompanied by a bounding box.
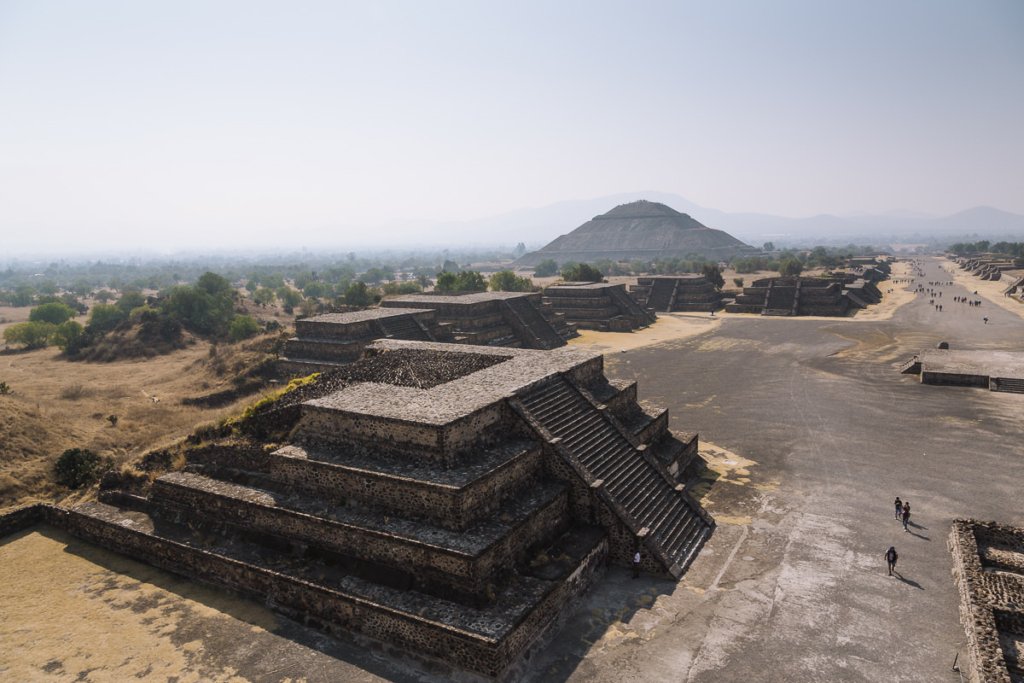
[3,321,56,349]
[732,277,745,288]
[779,258,804,277]
[87,303,126,334]
[561,263,603,282]
[29,302,76,325]
[228,315,261,342]
[533,259,558,277]
[277,287,302,313]
[489,270,534,292]
[253,287,277,306]
[116,290,146,314]
[455,271,486,292]
[344,281,373,307]
[11,285,35,307]
[702,264,725,289]
[54,448,103,489]
[763,242,775,252]
[52,320,84,351]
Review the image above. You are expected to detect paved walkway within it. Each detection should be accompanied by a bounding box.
[528,256,1024,681]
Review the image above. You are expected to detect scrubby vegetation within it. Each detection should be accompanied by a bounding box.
[560,262,604,282]
[436,270,486,293]
[54,448,106,489]
[488,270,535,292]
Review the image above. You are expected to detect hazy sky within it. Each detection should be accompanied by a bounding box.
[1,0,1022,251]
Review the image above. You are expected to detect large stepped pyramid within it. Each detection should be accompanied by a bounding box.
[517,199,755,265]
[18,340,713,679]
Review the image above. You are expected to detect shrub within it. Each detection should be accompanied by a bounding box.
[733,277,745,288]
[436,271,485,293]
[344,281,373,307]
[533,259,558,277]
[52,320,84,351]
[54,448,103,489]
[29,302,76,325]
[0,381,10,395]
[702,264,725,289]
[87,303,127,334]
[561,263,603,282]
[3,321,56,349]
[228,315,261,342]
[489,270,534,292]
[779,258,804,277]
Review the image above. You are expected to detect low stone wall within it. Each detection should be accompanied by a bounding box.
[922,371,990,388]
[948,519,1023,683]
[0,503,46,538]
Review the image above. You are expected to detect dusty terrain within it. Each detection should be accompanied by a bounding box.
[0,339,275,508]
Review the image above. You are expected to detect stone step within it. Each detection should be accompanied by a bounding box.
[518,377,712,576]
[150,471,570,599]
[191,439,544,531]
[57,501,606,679]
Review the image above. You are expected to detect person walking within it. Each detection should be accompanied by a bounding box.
[886,546,898,576]
[894,497,903,519]
[632,550,641,579]
[902,502,911,531]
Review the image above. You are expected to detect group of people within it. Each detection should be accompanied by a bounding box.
[886,497,915,577]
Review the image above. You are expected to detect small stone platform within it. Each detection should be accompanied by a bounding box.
[542,282,656,331]
[900,349,1024,393]
[630,275,723,313]
[725,276,882,316]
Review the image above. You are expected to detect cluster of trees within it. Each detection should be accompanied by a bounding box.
[2,272,265,354]
[948,241,1024,258]
[436,270,486,293]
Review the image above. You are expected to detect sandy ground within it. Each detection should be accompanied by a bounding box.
[568,314,722,353]
[0,340,273,508]
[941,258,1024,321]
[0,526,394,683]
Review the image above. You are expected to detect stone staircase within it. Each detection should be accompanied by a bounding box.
[607,284,657,325]
[991,377,1024,394]
[646,279,676,311]
[516,377,711,577]
[501,297,565,350]
[377,314,433,341]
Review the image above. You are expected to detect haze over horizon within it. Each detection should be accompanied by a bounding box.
[1,1,1023,253]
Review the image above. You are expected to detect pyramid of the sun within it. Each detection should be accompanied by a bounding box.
[517,200,755,265]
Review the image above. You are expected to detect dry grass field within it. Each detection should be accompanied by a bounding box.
[0,337,278,509]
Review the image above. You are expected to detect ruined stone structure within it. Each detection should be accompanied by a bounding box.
[725,276,881,316]
[281,293,576,374]
[630,275,723,313]
[382,291,575,349]
[4,341,711,678]
[542,282,656,331]
[949,520,1024,682]
[516,200,756,266]
[957,255,1022,281]
[900,349,1024,393]
[280,308,449,373]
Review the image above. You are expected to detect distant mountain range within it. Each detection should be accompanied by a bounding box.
[429,192,1024,248]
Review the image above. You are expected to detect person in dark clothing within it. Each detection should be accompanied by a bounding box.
[632,550,641,579]
[886,546,898,576]
[894,497,903,520]
[902,502,911,531]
